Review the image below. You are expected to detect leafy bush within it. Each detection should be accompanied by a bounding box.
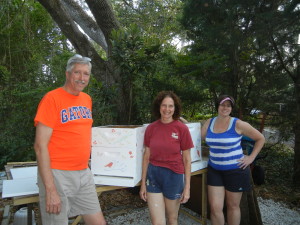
[255,144,300,208]
[260,144,294,184]
[189,113,214,121]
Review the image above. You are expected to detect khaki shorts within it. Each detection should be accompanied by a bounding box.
[38,168,101,225]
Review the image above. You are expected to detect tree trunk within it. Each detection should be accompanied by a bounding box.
[37,0,131,124]
[268,33,300,187]
[293,77,300,187]
[240,182,263,225]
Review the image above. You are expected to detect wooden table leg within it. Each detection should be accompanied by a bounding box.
[27,204,33,225]
[71,216,82,225]
[202,171,207,225]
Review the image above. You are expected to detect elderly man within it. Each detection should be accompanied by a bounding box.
[34,54,106,225]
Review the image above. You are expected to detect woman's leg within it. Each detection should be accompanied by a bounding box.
[147,192,166,225]
[225,190,243,225]
[164,197,181,225]
[208,185,225,225]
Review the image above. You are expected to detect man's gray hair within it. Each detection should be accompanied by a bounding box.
[66,54,92,73]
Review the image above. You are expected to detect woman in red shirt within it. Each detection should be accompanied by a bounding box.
[140,91,193,225]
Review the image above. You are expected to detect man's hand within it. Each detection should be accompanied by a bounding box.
[46,189,61,214]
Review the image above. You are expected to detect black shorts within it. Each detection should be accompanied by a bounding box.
[207,165,252,192]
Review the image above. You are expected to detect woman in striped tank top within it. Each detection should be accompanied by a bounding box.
[201,95,265,225]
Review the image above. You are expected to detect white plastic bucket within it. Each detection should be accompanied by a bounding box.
[13,207,36,225]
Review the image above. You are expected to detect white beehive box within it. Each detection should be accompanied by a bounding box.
[186,123,207,172]
[91,125,146,187]
[91,123,206,187]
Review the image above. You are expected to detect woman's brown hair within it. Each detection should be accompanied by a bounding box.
[152,91,182,120]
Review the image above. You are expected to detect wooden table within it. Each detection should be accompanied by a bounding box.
[4,164,207,225]
[183,168,208,225]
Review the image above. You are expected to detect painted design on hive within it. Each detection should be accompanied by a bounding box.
[104,160,127,172]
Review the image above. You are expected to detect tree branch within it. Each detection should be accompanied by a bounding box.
[269,34,296,82]
[62,0,108,52]
[85,0,120,44]
[37,0,109,82]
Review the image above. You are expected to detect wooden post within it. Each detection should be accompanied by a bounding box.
[1,205,11,225]
[240,177,263,225]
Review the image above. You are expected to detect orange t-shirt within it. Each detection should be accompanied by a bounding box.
[34,87,93,170]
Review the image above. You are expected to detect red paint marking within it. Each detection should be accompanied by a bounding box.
[105,162,113,168]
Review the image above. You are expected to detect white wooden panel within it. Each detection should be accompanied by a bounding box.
[10,166,37,179]
[2,178,38,198]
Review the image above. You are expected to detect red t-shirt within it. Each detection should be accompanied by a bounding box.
[34,87,93,170]
[144,120,194,174]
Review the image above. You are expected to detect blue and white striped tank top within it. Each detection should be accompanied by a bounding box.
[206,117,243,170]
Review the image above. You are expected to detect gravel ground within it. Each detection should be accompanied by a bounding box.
[258,197,300,225]
[105,206,204,225]
[104,197,300,225]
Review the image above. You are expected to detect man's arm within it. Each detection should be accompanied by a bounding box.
[34,122,61,214]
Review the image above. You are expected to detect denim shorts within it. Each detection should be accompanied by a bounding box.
[146,163,184,200]
[207,165,251,192]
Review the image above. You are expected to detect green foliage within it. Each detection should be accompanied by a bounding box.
[256,144,300,208]
[87,77,118,126]
[111,24,173,124]
[262,144,294,184]
[0,86,42,167]
[0,0,71,169]
[189,113,214,122]
[180,0,297,123]
[112,0,184,43]
[110,0,207,122]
